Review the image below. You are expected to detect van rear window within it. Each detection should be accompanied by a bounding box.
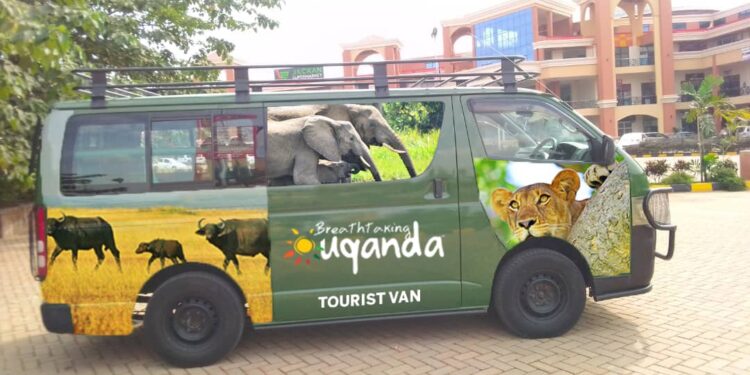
[60,110,266,195]
[61,115,148,195]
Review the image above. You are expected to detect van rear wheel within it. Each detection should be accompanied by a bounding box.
[143,271,245,367]
[492,248,585,338]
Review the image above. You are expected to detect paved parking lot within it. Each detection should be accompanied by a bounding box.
[2,192,750,374]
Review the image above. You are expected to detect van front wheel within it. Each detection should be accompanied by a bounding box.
[492,248,585,338]
[143,271,245,367]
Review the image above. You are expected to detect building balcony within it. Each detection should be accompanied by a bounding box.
[565,99,598,109]
[617,96,658,106]
[615,57,655,68]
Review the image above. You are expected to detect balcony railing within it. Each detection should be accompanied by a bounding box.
[617,96,658,106]
[565,99,598,109]
[615,56,655,67]
[721,85,750,97]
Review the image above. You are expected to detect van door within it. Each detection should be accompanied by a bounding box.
[266,98,461,323]
[457,95,604,307]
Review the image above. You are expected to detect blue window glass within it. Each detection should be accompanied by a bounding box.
[474,8,534,65]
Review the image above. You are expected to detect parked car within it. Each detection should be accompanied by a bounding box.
[617,132,646,147]
[670,131,697,140]
[736,126,750,139]
[644,132,668,140]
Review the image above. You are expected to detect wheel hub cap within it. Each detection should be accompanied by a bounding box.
[522,274,563,316]
[171,297,218,343]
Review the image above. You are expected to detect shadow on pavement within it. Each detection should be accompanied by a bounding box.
[1,302,647,373]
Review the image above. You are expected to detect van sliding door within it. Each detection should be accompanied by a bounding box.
[265,98,461,323]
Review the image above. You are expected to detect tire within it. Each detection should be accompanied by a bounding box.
[492,248,586,338]
[143,271,245,367]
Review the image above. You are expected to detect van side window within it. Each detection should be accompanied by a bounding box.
[469,99,593,162]
[151,118,210,185]
[266,101,444,186]
[210,113,266,188]
[61,116,147,195]
[61,110,266,195]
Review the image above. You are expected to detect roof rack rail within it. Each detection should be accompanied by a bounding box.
[73,55,537,108]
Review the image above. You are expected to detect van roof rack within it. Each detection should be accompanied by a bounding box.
[73,55,537,108]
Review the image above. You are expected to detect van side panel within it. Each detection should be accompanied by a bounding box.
[40,107,273,335]
[452,96,508,307]
[266,98,463,323]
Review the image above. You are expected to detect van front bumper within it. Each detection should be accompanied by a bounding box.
[41,303,74,333]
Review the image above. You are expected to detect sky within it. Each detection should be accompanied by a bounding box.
[216,0,748,77]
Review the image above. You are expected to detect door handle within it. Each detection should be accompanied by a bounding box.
[433,178,444,199]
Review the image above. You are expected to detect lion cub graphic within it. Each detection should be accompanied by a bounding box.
[491,169,587,242]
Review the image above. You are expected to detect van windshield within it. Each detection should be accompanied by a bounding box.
[470,99,592,162]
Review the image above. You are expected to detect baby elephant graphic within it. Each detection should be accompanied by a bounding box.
[135,239,187,271]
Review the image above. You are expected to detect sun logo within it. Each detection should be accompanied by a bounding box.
[284,228,322,266]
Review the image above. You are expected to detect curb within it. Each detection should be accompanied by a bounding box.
[632,151,739,158]
[649,181,750,192]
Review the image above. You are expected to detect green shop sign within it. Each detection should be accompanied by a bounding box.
[274,66,325,80]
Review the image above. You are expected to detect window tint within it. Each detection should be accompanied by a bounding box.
[61,116,147,195]
[469,99,593,162]
[211,113,265,188]
[151,118,207,184]
[61,109,265,195]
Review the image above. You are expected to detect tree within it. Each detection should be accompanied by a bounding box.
[680,75,750,182]
[0,0,281,205]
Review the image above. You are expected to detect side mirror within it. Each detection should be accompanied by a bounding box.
[595,135,616,165]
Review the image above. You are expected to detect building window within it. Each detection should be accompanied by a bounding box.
[474,8,534,64]
[641,82,656,104]
[699,21,711,29]
[714,17,726,27]
[544,49,553,60]
[562,47,586,59]
[639,45,655,65]
[615,47,629,67]
[740,10,750,19]
[643,117,658,132]
[617,82,632,105]
[680,41,706,52]
[721,75,741,97]
[717,34,737,46]
[618,120,633,136]
[672,23,687,30]
[560,84,572,102]
[643,24,651,32]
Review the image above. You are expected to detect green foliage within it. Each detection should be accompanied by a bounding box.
[713,158,737,171]
[702,153,719,171]
[0,0,281,204]
[643,160,669,180]
[680,75,750,181]
[671,159,692,173]
[351,128,440,183]
[473,158,518,248]
[711,167,746,191]
[381,102,444,132]
[660,172,693,185]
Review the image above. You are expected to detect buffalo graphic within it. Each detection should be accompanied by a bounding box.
[195,218,270,275]
[46,214,122,270]
[135,239,187,272]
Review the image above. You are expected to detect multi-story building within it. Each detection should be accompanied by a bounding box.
[341,0,750,137]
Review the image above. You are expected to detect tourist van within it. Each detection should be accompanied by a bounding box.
[29,57,676,367]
